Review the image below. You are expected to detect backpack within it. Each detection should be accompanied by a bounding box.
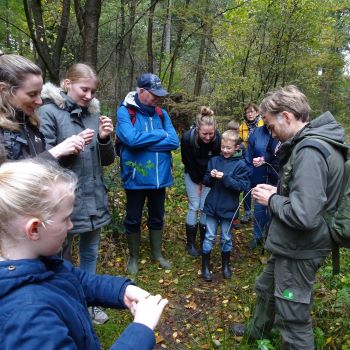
[282,135,350,274]
[115,106,164,156]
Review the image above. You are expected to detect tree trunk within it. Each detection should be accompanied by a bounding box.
[147,0,157,73]
[74,0,102,69]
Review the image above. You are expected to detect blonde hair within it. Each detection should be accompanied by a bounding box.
[259,85,311,122]
[227,120,240,131]
[0,54,42,131]
[195,106,216,130]
[221,130,240,145]
[0,159,77,253]
[61,63,100,91]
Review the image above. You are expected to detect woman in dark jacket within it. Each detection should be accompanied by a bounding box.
[246,124,279,249]
[180,106,221,256]
[0,54,84,161]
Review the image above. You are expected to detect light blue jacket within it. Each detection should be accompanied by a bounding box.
[116,92,179,189]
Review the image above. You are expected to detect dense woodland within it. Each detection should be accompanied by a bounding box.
[1,0,349,128]
[1,2,350,349]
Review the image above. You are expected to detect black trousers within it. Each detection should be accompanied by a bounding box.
[124,188,166,234]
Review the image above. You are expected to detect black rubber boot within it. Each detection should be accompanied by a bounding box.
[149,229,172,269]
[185,224,200,256]
[222,251,233,279]
[126,232,141,274]
[201,252,212,282]
[199,224,206,254]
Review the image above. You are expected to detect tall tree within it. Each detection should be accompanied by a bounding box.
[74,0,102,69]
[23,0,70,83]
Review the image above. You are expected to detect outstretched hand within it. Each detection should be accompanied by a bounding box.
[49,135,85,158]
[252,184,277,206]
[123,285,151,313]
[133,294,168,330]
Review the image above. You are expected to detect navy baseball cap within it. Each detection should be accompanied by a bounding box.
[137,73,168,97]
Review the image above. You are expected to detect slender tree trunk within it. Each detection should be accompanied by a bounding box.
[147,0,157,73]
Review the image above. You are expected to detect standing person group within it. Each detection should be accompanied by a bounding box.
[232,85,345,349]
[180,106,221,256]
[39,63,115,324]
[116,73,179,274]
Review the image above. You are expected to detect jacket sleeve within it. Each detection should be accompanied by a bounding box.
[143,111,179,152]
[116,106,167,148]
[110,323,155,350]
[70,263,133,308]
[181,132,201,184]
[202,158,215,187]
[269,147,328,230]
[3,306,78,350]
[221,162,250,192]
[97,135,115,166]
[38,106,59,149]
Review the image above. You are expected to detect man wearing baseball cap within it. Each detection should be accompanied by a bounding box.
[116,73,179,274]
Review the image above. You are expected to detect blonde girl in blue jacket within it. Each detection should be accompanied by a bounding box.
[0,159,168,350]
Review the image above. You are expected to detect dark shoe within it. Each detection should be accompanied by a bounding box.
[247,238,263,250]
[126,232,141,274]
[149,229,172,269]
[240,212,251,224]
[185,224,200,257]
[201,252,212,282]
[229,323,245,337]
[222,251,232,279]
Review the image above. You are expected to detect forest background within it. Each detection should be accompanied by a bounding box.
[1,1,350,349]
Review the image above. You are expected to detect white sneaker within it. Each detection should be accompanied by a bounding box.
[88,306,109,325]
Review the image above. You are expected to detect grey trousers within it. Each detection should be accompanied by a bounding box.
[247,254,325,350]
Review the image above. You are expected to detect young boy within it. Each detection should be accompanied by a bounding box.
[201,130,250,281]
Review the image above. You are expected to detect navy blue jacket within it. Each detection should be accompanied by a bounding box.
[116,92,179,189]
[203,151,250,219]
[0,257,155,350]
[247,125,279,187]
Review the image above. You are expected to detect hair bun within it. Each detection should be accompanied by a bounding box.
[200,106,214,117]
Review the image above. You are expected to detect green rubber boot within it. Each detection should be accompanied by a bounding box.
[149,229,172,269]
[126,232,140,274]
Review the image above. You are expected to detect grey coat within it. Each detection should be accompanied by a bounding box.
[39,83,115,234]
[266,112,345,259]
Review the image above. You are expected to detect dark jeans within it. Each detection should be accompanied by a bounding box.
[124,188,166,234]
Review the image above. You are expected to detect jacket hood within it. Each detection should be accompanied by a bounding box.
[121,91,140,109]
[0,257,61,298]
[298,111,345,143]
[41,82,100,114]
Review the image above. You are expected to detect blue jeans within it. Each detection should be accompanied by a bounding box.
[62,229,101,274]
[124,188,165,233]
[202,215,233,253]
[185,173,210,226]
[253,201,270,241]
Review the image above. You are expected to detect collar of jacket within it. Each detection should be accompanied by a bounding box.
[41,82,100,115]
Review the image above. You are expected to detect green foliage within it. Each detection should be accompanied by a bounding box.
[125,159,155,177]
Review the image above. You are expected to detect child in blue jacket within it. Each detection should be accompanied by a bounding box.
[0,159,168,350]
[201,130,250,281]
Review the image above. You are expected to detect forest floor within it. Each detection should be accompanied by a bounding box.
[81,152,350,350]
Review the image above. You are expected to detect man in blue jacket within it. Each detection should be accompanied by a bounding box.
[116,73,179,274]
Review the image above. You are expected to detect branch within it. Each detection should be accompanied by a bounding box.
[97,0,161,73]
[0,15,31,38]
